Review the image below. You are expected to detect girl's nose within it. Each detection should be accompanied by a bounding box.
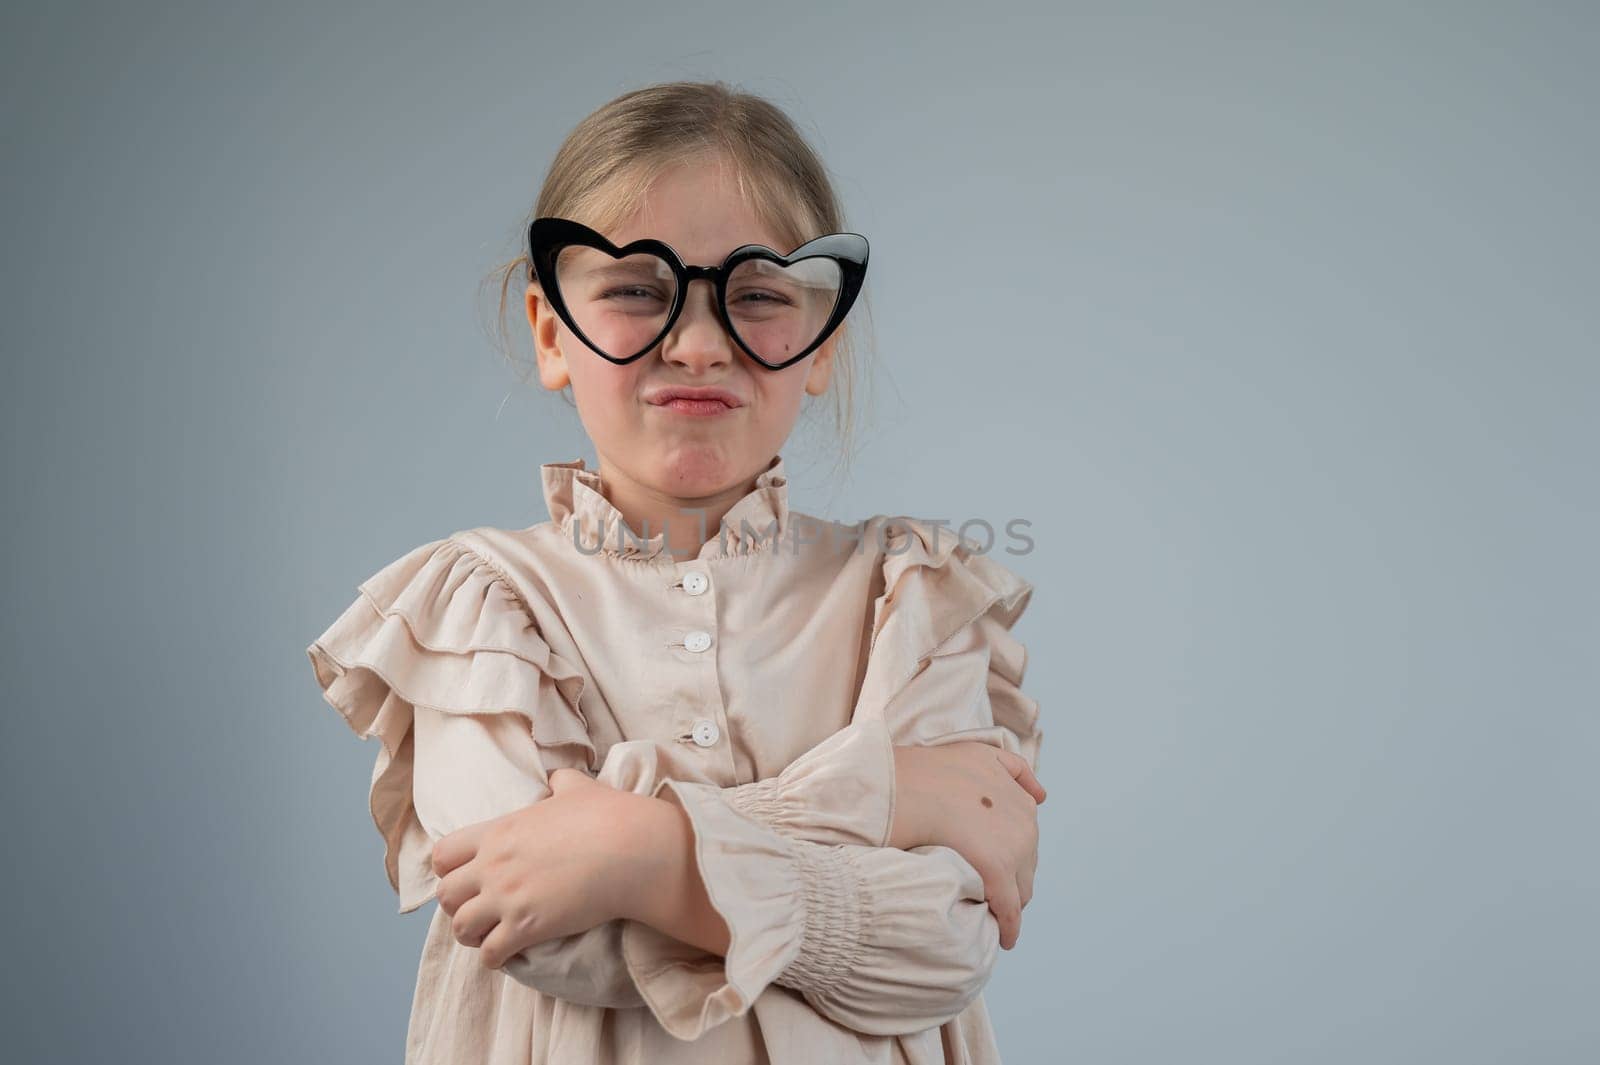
[661,281,734,371]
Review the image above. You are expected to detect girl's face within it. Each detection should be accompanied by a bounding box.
[525,156,836,504]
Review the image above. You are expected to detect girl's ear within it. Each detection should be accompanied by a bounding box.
[526,282,571,392]
[803,332,838,396]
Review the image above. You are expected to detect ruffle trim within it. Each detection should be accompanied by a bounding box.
[538,455,790,562]
[781,842,997,1034]
[619,771,1001,1039]
[620,778,813,1041]
[305,536,596,913]
[861,516,1042,767]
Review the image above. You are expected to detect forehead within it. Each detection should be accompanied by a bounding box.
[602,159,794,264]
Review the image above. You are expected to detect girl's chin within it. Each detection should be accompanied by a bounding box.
[647,446,753,492]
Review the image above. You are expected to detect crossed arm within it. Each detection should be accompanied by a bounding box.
[412,614,1039,1040]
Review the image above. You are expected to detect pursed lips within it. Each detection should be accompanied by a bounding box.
[646,387,744,414]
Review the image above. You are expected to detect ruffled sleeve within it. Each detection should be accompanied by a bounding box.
[304,536,596,914]
[855,516,1042,770]
[721,715,897,848]
[649,514,1040,920]
[620,779,997,1040]
[308,540,903,1012]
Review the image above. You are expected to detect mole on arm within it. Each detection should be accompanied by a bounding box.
[980,795,994,808]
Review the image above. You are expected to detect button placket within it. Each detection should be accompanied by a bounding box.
[669,565,732,763]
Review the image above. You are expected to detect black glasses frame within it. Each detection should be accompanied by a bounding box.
[527,216,870,371]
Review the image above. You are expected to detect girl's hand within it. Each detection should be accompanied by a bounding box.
[888,742,1046,950]
[430,768,649,970]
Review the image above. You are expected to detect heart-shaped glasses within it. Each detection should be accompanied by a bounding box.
[528,216,869,371]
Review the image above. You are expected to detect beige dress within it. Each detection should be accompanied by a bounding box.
[305,453,1042,1064]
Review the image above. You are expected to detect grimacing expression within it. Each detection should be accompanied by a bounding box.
[526,159,839,500]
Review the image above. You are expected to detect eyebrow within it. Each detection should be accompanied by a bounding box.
[579,260,668,281]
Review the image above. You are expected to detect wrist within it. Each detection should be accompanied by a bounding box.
[886,806,929,850]
[616,794,694,927]
[619,790,732,956]
[887,745,935,850]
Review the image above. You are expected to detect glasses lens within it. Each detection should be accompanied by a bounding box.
[726,256,842,365]
[553,246,679,360]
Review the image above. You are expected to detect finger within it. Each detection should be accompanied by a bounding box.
[1018,859,1035,910]
[432,822,490,877]
[479,916,533,971]
[1018,763,1046,804]
[434,862,481,916]
[988,879,1023,951]
[547,766,587,793]
[450,895,499,949]
[976,858,1022,950]
[991,748,1046,805]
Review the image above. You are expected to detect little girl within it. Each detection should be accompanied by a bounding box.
[306,80,1045,1065]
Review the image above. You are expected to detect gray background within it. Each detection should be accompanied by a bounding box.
[3,2,1595,1062]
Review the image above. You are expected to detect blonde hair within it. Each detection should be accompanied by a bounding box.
[481,79,876,475]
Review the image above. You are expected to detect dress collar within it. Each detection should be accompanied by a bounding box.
[539,454,790,562]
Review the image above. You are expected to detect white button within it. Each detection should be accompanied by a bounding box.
[691,718,721,747]
[684,629,713,653]
[681,570,709,595]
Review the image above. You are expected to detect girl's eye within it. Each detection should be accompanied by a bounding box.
[600,286,666,302]
[731,290,794,307]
